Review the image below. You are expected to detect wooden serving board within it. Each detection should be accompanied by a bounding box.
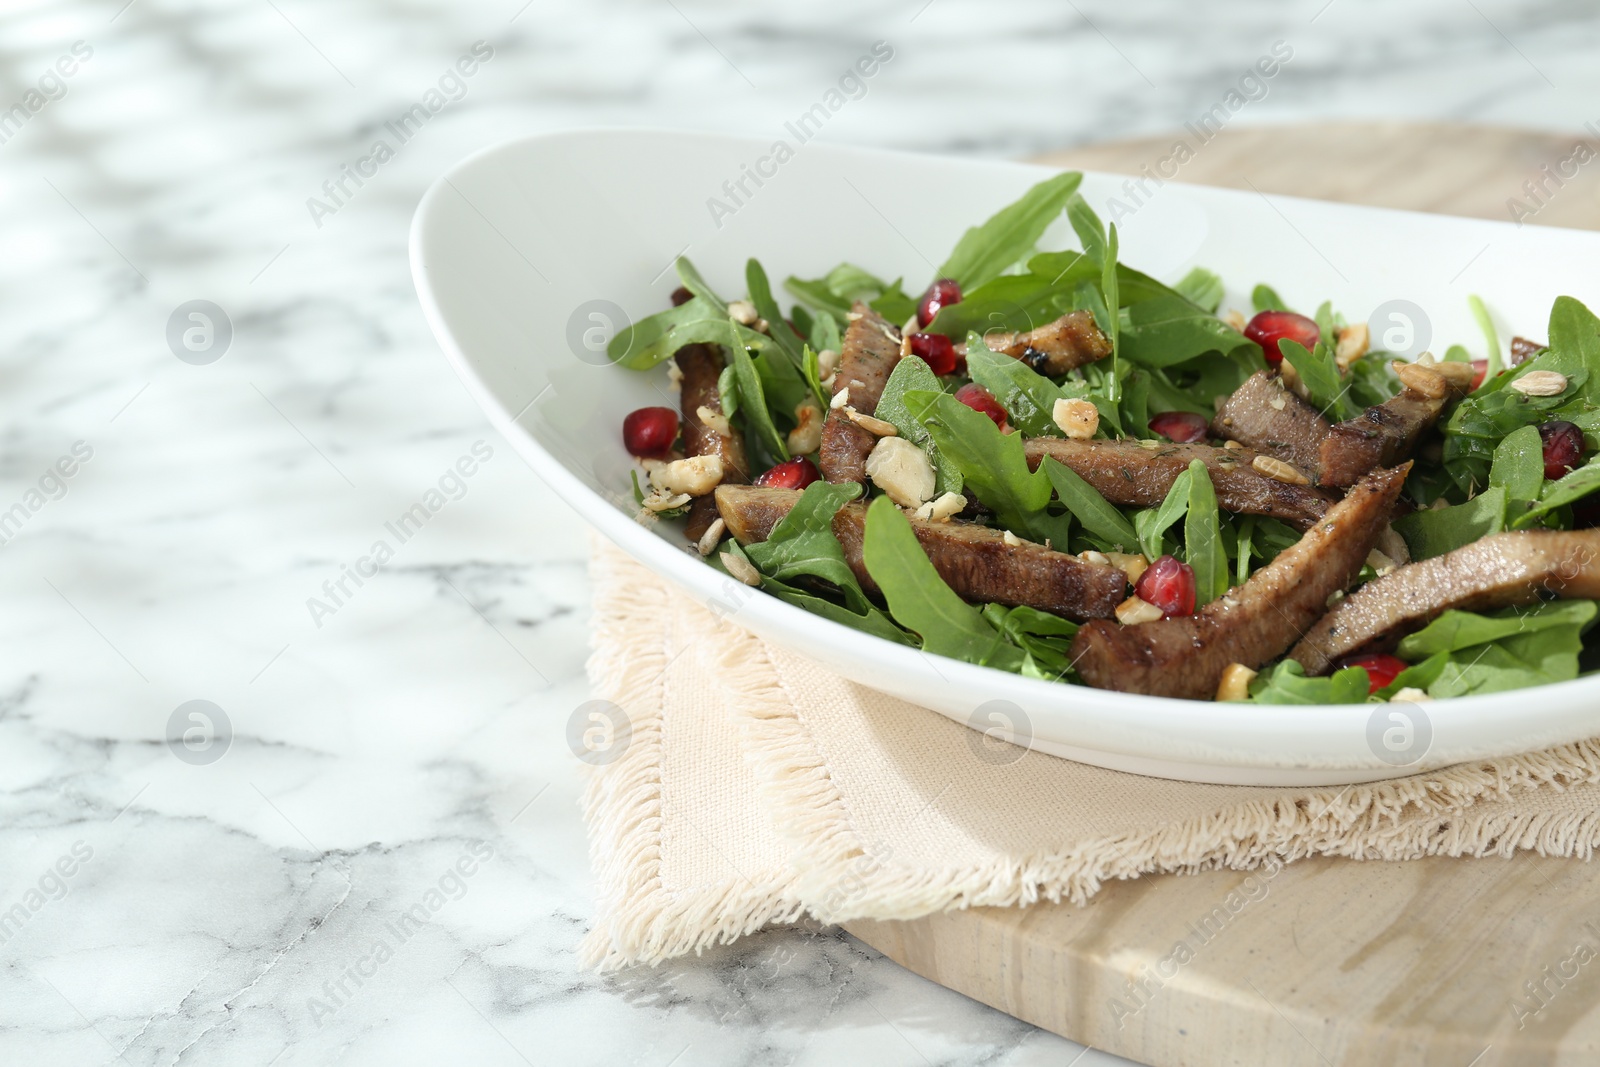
[843,123,1600,1067]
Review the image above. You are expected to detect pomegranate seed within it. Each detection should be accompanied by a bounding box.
[1244,310,1321,365]
[909,332,958,375]
[954,382,1007,428]
[622,406,679,458]
[1133,555,1196,618]
[1148,410,1209,444]
[917,278,963,327]
[1538,420,1585,480]
[1470,359,1488,390]
[670,286,693,307]
[754,456,821,490]
[1335,653,1409,695]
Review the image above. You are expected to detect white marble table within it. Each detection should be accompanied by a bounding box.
[4,1,1596,1063]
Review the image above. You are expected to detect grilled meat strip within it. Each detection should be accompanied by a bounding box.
[714,484,1127,621]
[1069,464,1410,700]
[1210,371,1329,478]
[676,343,749,541]
[1290,529,1600,674]
[969,309,1112,377]
[1318,370,1470,487]
[819,303,902,485]
[1023,437,1334,532]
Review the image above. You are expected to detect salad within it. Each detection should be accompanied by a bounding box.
[608,171,1600,704]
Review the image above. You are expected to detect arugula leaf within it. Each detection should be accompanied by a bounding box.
[1393,487,1505,560]
[1442,364,1590,492]
[963,338,1074,437]
[877,357,962,495]
[719,319,789,461]
[1398,600,1597,657]
[1133,468,1194,560]
[1489,424,1545,523]
[1119,292,1254,369]
[762,577,915,645]
[1249,659,1370,704]
[807,308,841,359]
[675,257,728,313]
[1040,458,1140,551]
[1251,284,1290,314]
[1313,300,1338,348]
[906,389,1071,546]
[936,171,1084,290]
[1278,340,1345,418]
[1373,652,1449,701]
[1518,458,1600,527]
[1184,460,1229,605]
[861,497,1026,670]
[1541,295,1600,404]
[1345,352,1401,409]
[1398,601,1598,698]
[746,259,804,368]
[609,297,752,370]
[1468,294,1502,382]
[1173,267,1224,314]
[983,604,1079,678]
[784,263,895,324]
[743,481,877,610]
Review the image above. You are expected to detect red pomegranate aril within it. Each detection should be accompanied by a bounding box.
[909,332,959,375]
[1335,653,1409,695]
[1148,410,1209,444]
[917,278,963,327]
[1133,555,1197,618]
[1470,358,1489,390]
[954,382,1008,428]
[1243,310,1322,365]
[754,456,821,490]
[622,406,679,458]
[1538,420,1585,480]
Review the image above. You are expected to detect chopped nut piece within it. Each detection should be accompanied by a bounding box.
[1223,439,1244,450]
[1252,455,1311,485]
[1002,531,1025,548]
[1053,397,1100,440]
[913,491,966,523]
[1105,551,1150,584]
[727,300,759,326]
[697,517,727,556]
[1366,548,1397,576]
[1216,662,1258,702]
[1390,687,1432,703]
[721,550,762,586]
[787,400,825,455]
[666,361,684,391]
[1115,595,1164,625]
[865,436,936,508]
[1279,359,1309,401]
[696,404,732,438]
[1393,359,1448,399]
[1079,550,1111,566]
[1512,370,1569,397]
[648,454,724,496]
[845,409,899,436]
[753,318,771,334]
[816,348,840,379]
[1334,322,1370,371]
[641,487,693,512]
[830,387,852,410]
[1224,309,1247,332]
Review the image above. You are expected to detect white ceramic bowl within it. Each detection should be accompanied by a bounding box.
[410,128,1600,785]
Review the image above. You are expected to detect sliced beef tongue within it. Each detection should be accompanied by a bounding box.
[968,309,1112,376]
[1023,437,1335,532]
[1289,528,1600,675]
[819,302,902,485]
[714,484,1127,621]
[1210,370,1330,478]
[1317,362,1472,487]
[1069,463,1410,700]
[676,343,749,541]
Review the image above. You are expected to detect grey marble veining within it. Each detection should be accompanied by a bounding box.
[3,0,1596,1063]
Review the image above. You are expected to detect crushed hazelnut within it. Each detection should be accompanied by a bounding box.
[914,491,967,523]
[865,436,935,508]
[727,300,759,327]
[1334,323,1370,371]
[1105,551,1150,584]
[1115,596,1164,625]
[788,400,825,455]
[1216,663,1257,702]
[696,404,732,438]
[648,454,724,496]
[1053,397,1100,440]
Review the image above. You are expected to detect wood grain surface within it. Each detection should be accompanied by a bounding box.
[842,122,1600,1067]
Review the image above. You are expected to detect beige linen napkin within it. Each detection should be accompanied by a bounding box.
[581,540,1600,970]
